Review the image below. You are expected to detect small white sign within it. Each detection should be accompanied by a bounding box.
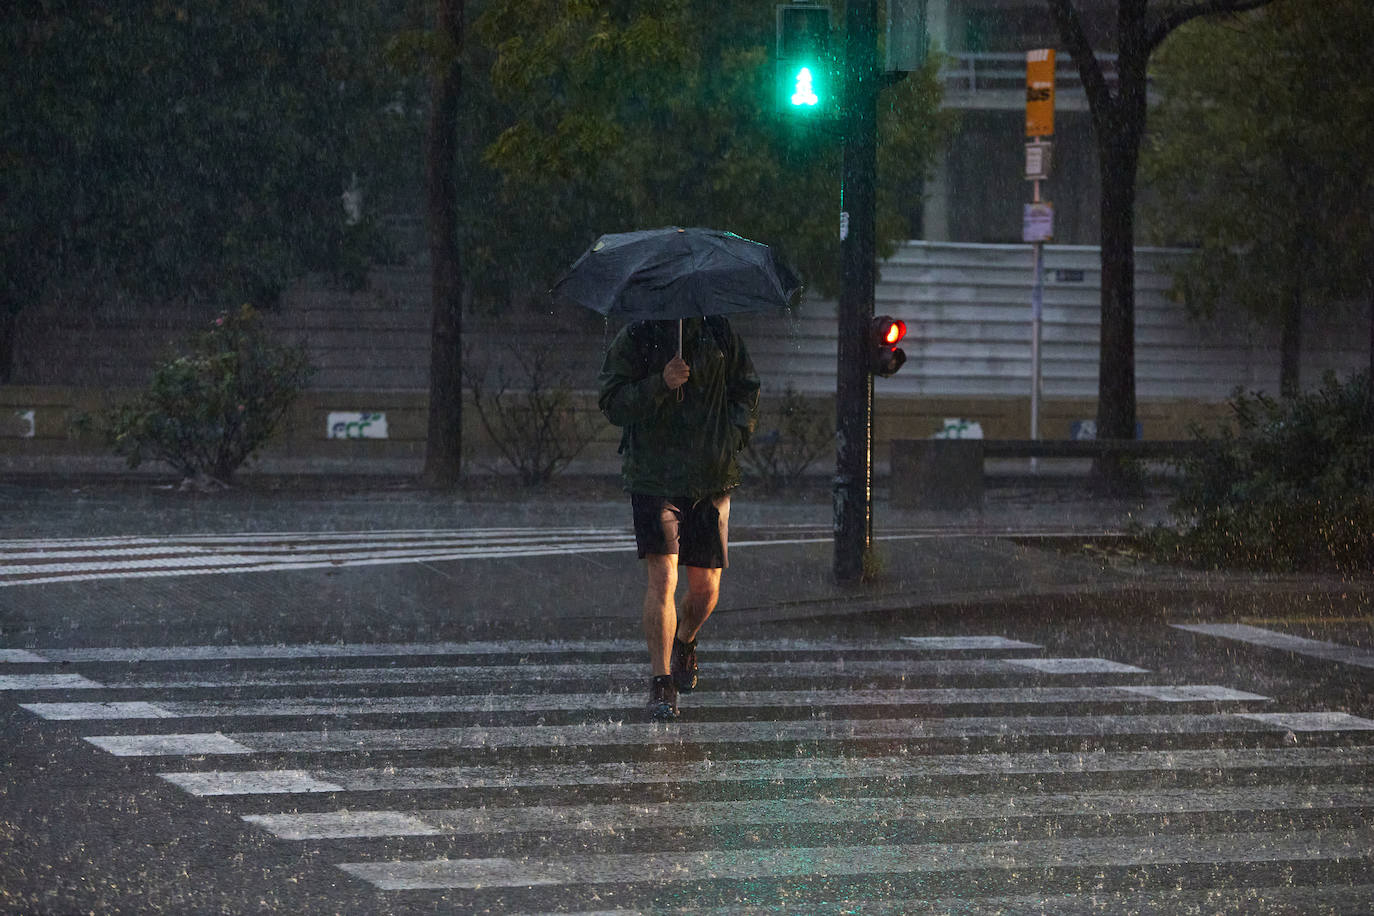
[2,409,36,438]
[328,412,388,439]
[1023,202,1054,243]
[839,210,850,241]
[1025,140,1052,180]
[933,418,984,440]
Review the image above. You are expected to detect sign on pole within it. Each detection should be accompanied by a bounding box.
[1022,202,1054,243]
[1024,140,1052,181]
[1025,49,1055,137]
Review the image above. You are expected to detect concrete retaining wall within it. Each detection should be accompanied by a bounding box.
[5,241,1368,476]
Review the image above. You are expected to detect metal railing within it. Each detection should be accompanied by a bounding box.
[938,51,1124,95]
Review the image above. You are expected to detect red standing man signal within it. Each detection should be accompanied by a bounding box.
[868,316,907,376]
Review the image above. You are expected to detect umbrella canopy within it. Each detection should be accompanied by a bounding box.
[551,227,802,320]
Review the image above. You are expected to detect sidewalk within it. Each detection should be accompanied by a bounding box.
[7,460,1365,649]
[0,457,1169,541]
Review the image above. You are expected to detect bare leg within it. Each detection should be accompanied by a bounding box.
[643,554,678,676]
[677,565,721,644]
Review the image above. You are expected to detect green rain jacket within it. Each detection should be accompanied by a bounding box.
[597,317,761,498]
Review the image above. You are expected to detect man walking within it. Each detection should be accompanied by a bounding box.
[598,316,760,721]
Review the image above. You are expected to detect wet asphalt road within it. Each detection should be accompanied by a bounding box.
[0,480,1371,915]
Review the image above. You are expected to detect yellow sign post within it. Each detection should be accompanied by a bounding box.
[1025,48,1055,138]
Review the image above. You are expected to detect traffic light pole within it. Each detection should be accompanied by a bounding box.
[833,0,879,584]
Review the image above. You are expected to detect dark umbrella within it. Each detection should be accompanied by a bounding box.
[551,226,802,354]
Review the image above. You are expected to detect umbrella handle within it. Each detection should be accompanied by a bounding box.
[676,319,684,402]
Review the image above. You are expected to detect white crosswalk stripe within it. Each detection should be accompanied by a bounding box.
[515,885,1374,916]
[82,712,1374,757]
[0,657,1149,691]
[1,635,1040,662]
[1174,622,1374,670]
[0,527,1129,587]
[21,684,1270,719]
[160,745,1374,796]
[337,829,1374,890]
[7,634,1373,911]
[245,785,1374,839]
[0,528,638,586]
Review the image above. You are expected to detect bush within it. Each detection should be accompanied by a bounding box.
[741,384,833,490]
[102,305,314,485]
[1147,371,1374,572]
[466,341,600,486]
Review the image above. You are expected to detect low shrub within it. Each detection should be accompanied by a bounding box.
[741,384,833,491]
[101,304,314,485]
[1146,371,1374,572]
[466,342,600,486]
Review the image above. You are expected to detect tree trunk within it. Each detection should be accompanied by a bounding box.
[1089,142,1142,495]
[421,0,465,489]
[1095,144,1138,441]
[1088,86,1145,495]
[1367,276,1373,415]
[0,307,16,384]
[1279,279,1302,398]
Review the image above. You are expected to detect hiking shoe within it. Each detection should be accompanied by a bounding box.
[671,636,698,693]
[647,675,679,721]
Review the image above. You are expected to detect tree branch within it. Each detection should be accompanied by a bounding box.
[1045,0,1114,124]
[1146,0,1276,54]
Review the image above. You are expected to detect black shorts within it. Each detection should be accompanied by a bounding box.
[630,493,731,568]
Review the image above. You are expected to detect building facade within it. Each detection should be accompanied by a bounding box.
[919,0,1117,245]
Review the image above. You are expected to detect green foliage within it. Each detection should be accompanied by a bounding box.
[1,1,423,317]
[471,0,954,303]
[1143,0,1374,327]
[1147,372,1374,573]
[741,384,833,490]
[102,305,314,483]
[465,341,601,486]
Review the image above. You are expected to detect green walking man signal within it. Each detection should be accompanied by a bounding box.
[791,67,819,106]
[776,3,836,118]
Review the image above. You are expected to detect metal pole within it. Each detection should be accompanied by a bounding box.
[1029,176,1044,473]
[833,0,879,584]
[1024,50,1054,458]
[1031,240,1043,440]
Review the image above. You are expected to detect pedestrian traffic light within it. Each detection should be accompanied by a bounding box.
[787,64,820,107]
[869,316,907,376]
[776,3,836,118]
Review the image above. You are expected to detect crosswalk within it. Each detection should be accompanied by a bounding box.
[0,524,1127,587]
[0,528,640,587]
[5,633,1373,913]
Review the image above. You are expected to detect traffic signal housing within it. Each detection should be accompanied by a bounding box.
[869,316,907,376]
[775,3,836,119]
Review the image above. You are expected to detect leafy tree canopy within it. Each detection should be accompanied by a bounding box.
[1,0,423,319]
[1143,0,1374,323]
[470,0,953,304]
